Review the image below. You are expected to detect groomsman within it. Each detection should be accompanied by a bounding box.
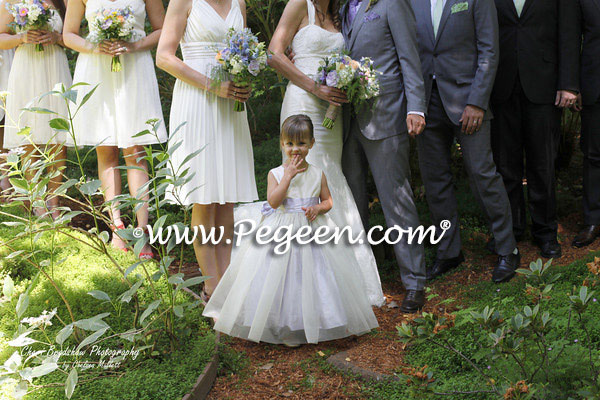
[571,0,600,248]
[411,0,520,283]
[490,0,579,258]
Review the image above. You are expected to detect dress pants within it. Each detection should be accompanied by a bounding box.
[581,99,600,225]
[491,75,561,242]
[417,84,516,258]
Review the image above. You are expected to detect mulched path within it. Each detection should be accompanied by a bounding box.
[207,213,600,399]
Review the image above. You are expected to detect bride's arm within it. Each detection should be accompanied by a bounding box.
[268,0,347,106]
[156,0,248,102]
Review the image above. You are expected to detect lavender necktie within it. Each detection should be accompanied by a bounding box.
[348,0,361,26]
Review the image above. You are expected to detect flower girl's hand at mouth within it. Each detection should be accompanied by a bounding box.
[302,205,318,222]
[283,155,306,179]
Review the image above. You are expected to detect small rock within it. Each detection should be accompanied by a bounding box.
[317,351,325,357]
[345,357,351,362]
[259,362,273,370]
[387,301,399,309]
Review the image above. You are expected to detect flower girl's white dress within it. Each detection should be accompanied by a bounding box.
[203,164,378,345]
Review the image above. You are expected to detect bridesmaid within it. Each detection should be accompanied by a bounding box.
[0,46,14,200]
[63,0,167,257]
[0,0,72,217]
[156,0,258,299]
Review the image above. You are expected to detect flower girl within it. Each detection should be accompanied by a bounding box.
[203,114,378,346]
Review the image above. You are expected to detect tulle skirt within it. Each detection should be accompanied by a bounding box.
[203,211,379,345]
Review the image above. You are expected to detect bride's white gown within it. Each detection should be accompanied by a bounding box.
[279,0,385,306]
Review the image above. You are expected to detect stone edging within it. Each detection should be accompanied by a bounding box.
[326,351,401,383]
[182,287,220,400]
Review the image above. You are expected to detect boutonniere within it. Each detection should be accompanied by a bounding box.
[364,12,380,21]
[451,1,469,13]
[365,0,378,12]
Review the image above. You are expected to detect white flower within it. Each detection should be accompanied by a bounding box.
[21,308,57,328]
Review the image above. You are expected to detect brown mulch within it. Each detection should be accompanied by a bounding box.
[208,214,600,399]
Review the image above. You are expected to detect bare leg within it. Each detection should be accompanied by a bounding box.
[215,203,234,277]
[96,145,126,249]
[192,203,219,295]
[123,145,153,257]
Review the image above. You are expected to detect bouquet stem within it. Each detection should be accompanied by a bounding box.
[111,55,122,72]
[35,43,44,52]
[323,104,340,129]
[234,100,245,112]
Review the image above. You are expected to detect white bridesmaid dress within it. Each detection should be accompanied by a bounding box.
[0,48,14,121]
[164,0,258,205]
[203,164,379,345]
[4,10,72,148]
[279,0,385,306]
[68,0,167,148]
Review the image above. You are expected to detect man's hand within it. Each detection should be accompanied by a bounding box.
[555,90,578,108]
[459,105,485,135]
[407,114,425,137]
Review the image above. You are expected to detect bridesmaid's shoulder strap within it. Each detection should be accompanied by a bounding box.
[231,0,240,11]
[305,0,315,25]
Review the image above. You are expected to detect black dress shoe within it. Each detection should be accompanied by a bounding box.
[492,250,521,283]
[572,225,600,248]
[537,240,562,259]
[400,290,425,313]
[426,252,465,280]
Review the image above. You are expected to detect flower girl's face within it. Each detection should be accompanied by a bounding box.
[281,134,315,163]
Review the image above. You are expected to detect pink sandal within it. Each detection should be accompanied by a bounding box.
[138,226,155,260]
[110,222,129,252]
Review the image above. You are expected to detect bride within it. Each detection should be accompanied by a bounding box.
[268,0,385,306]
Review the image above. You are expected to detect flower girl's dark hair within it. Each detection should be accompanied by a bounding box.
[281,114,314,143]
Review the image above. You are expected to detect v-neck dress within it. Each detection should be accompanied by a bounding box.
[164,0,258,205]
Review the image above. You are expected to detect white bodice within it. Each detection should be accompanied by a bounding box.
[181,0,243,50]
[85,0,147,40]
[290,0,344,77]
[271,164,322,199]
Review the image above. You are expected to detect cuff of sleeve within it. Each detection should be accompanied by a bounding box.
[408,111,425,117]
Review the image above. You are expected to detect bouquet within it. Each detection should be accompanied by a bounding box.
[88,7,136,72]
[6,0,54,51]
[212,28,269,112]
[316,53,380,129]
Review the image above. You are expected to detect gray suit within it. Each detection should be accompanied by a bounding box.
[340,0,427,290]
[412,0,516,258]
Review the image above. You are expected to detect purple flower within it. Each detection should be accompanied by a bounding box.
[318,69,328,84]
[248,60,260,76]
[326,71,339,87]
[101,19,112,30]
[487,366,491,370]
[574,339,579,343]
[548,347,552,351]
[594,298,597,302]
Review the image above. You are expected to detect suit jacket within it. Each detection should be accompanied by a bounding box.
[574,0,600,105]
[340,0,426,140]
[411,0,499,125]
[491,0,579,105]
